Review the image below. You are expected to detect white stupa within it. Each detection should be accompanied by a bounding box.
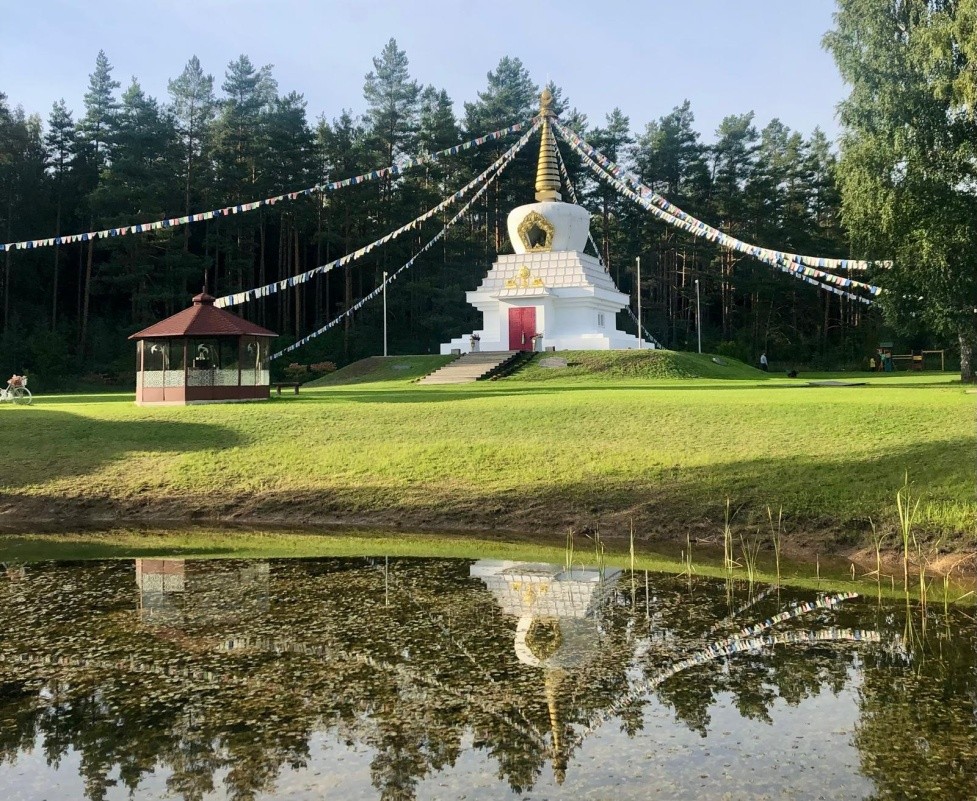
[441,89,652,355]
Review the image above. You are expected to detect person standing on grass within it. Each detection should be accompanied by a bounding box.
[760,352,768,372]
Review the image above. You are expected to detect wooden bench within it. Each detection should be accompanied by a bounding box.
[271,382,301,395]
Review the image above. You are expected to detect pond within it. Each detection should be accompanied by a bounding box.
[0,556,974,800]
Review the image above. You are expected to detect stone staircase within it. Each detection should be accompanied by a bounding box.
[418,351,521,384]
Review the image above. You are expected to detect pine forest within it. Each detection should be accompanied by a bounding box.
[0,41,914,386]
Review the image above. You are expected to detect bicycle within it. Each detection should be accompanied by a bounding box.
[1,376,32,405]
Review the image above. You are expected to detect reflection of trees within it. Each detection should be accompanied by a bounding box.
[854,605,977,801]
[584,584,864,741]
[0,559,972,800]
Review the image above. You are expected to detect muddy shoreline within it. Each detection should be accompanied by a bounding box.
[2,493,974,577]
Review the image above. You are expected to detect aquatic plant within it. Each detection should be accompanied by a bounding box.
[866,517,888,582]
[593,522,606,579]
[723,498,737,572]
[739,532,761,585]
[679,529,696,581]
[896,474,921,592]
[767,505,783,585]
[629,520,635,575]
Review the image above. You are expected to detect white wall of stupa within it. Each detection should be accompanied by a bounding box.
[440,95,654,355]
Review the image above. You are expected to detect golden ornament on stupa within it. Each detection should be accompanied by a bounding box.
[535,88,562,202]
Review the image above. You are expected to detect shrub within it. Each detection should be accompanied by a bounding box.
[310,361,337,375]
[283,363,310,382]
[716,340,749,364]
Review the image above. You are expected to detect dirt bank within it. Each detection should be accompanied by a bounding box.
[3,491,974,577]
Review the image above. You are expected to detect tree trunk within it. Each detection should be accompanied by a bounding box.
[3,203,10,334]
[52,245,60,331]
[277,214,286,333]
[52,202,62,331]
[315,191,323,324]
[77,243,83,323]
[293,227,301,339]
[2,249,9,334]
[959,324,977,383]
[258,217,266,327]
[213,216,221,293]
[79,239,94,354]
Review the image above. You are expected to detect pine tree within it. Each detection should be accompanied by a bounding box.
[214,55,277,193]
[363,38,420,166]
[97,79,182,326]
[76,50,121,353]
[211,56,278,297]
[463,56,537,132]
[463,57,538,253]
[167,56,216,226]
[317,111,373,359]
[631,102,711,347]
[585,109,633,279]
[361,38,422,321]
[635,100,709,205]
[79,50,120,173]
[44,99,77,330]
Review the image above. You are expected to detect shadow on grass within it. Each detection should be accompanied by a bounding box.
[74,435,966,541]
[298,381,799,403]
[290,380,931,404]
[14,390,136,409]
[492,437,975,535]
[26,392,136,405]
[0,409,240,489]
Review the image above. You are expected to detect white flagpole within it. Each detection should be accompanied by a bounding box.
[695,278,702,354]
[383,271,388,357]
[636,257,642,349]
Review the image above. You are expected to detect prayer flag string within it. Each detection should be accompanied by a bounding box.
[553,120,888,290]
[0,121,528,254]
[559,125,877,305]
[218,121,542,309]
[555,142,665,347]
[270,123,535,360]
[577,591,890,744]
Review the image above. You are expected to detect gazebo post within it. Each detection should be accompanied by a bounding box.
[137,341,144,402]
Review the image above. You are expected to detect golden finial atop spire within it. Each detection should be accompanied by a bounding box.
[540,86,554,116]
[535,88,562,202]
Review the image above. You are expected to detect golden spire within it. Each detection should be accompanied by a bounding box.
[545,668,568,785]
[535,88,562,202]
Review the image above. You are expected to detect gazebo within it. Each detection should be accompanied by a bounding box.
[129,292,277,405]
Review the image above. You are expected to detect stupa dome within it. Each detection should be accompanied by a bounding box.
[507,201,591,254]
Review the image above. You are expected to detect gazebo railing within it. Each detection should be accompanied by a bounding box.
[141,368,270,388]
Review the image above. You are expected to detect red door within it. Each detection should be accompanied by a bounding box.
[508,307,536,351]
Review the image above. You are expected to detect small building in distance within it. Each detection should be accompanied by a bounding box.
[129,292,276,405]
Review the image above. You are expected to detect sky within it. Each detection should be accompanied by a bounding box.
[0,0,848,144]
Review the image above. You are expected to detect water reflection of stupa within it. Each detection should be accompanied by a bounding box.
[471,560,622,783]
[135,558,270,626]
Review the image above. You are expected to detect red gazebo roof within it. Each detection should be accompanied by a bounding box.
[129,293,277,340]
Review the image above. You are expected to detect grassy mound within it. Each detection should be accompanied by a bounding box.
[507,350,767,382]
[305,355,454,386]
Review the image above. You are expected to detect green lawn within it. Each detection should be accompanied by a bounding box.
[1,352,972,555]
